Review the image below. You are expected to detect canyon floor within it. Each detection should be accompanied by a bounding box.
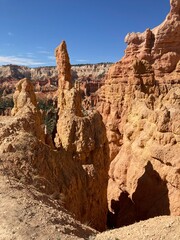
[0,169,97,240]
[0,167,180,240]
[0,116,179,240]
[95,216,180,240]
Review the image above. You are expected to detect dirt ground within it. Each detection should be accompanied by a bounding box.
[1,170,180,240]
[0,171,97,240]
[95,215,180,240]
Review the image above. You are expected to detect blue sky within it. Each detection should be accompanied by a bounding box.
[0,0,170,67]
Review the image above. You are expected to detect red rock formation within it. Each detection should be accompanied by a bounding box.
[1,1,179,232]
[55,41,72,90]
[54,41,109,230]
[0,64,110,106]
[11,78,45,142]
[11,78,37,115]
[0,73,109,232]
[117,0,180,81]
[54,41,82,119]
[97,0,180,228]
[0,42,109,232]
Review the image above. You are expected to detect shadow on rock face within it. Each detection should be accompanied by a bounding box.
[132,161,170,220]
[107,191,136,228]
[107,161,170,229]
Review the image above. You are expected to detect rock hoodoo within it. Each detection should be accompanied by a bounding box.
[124,0,180,78]
[0,0,179,235]
[0,63,111,109]
[11,78,39,116]
[54,40,109,230]
[0,43,109,231]
[11,78,45,141]
[97,0,180,228]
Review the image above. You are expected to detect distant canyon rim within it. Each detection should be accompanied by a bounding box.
[0,0,180,237]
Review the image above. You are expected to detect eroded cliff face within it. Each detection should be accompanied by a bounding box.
[0,63,111,98]
[0,0,179,232]
[0,63,111,82]
[0,42,109,232]
[97,0,180,228]
[54,41,109,230]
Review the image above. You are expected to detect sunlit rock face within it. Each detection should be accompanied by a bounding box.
[54,40,109,231]
[11,78,45,141]
[97,0,180,228]
[0,42,109,232]
[0,63,111,104]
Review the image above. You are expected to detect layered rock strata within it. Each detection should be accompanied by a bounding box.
[0,63,111,98]
[97,0,180,228]
[0,64,111,82]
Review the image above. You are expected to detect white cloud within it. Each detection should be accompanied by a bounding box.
[76,59,89,62]
[38,50,50,54]
[0,55,44,66]
[48,56,55,60]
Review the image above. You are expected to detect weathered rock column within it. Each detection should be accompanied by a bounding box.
[11,78,45,142]
[54,41,109,231]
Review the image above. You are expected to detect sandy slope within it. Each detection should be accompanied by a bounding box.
[0,172,97,240]
[95,216,180,240]
[1,169,180,240]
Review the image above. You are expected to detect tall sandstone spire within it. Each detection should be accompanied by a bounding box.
[54,40,109,231]
[55,40,72,90]
[3,41,108,232]
[55,40,82,117]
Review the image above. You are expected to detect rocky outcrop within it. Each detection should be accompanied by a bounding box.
[0,63,111,82]
[0,63,111,98]
[30,66,57,81]
[120,0,180,80]
[0,41,109,232]
[1,0,179,233]
[0,65,31,80]
[54,41,109,230]
[11,78,45,142]
[11,78,38,115]
[72,63,111,96]
[97,0,180,228]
